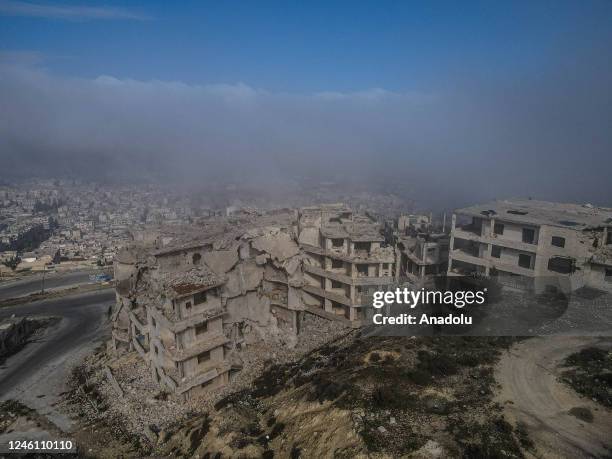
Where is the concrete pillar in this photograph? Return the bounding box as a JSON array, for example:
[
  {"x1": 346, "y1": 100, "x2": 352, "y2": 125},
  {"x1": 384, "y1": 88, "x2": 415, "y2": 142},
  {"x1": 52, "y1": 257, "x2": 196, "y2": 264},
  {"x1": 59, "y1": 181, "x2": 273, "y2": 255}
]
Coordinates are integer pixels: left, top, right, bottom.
[{"x1": 450, "y1": 214, "x2": 457, "y2": 252}]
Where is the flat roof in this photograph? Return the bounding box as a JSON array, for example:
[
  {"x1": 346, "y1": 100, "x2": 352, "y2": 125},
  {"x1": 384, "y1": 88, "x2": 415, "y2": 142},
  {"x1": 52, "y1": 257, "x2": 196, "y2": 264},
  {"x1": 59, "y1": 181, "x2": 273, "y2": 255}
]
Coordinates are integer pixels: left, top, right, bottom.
[
  {"x1": 160, "y1": 267, "x2": 226, "y2": 299},
  {"x1": 456, "y1": 199, "x2": 612, "y2": 229}
]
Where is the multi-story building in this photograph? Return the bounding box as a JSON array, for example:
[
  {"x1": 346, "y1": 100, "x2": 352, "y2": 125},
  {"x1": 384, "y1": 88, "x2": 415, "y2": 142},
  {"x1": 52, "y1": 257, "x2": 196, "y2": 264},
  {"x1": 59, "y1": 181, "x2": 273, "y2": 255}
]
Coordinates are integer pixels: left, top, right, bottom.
[
  {"x1": 298, "y1": 204, "x2": 397, "y2": 326},
  {"x1": 112, "y1": 211, "x2": 306, "y2": 399},
  {"x1": 112, "y1": 205, "x2": 403, "y2": 398},
  {"x1": 448, "y1": 199, "x2": 612, "y2": 293},
  {"x1": 397, "y1": 232, "x2": 449, "y2": 284},
  {"x1": 146, "y1": 267, "x2": 230, "y2": 397}
]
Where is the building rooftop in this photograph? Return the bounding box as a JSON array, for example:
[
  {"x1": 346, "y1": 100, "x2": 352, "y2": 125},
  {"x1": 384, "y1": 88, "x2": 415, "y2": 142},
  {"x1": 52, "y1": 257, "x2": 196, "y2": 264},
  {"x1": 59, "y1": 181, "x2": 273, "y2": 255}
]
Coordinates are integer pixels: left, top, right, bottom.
[
  {"x1": 320, "y1": 223, "x2": 384, "y2": 242},
  {"x1": 159, "y1": 267, "x2": 225, "y2": 299},
  {"x1": 456, "y1": 199, "x2": 612, "y2": 230}
]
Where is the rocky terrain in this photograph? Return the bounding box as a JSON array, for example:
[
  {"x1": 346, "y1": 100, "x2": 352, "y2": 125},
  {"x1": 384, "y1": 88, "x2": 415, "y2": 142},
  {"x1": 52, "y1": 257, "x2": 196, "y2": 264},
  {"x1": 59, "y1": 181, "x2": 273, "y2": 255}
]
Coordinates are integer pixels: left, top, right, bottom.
[
  {"x1": 158, "y1": 334, "x2": 523, "y2": 458},
  {"x1": 66, "y1": 314, "x2": 350, "y2": 457},
  {"x1": 64, "y1": 329, "x2": 612, "y2": 458}
]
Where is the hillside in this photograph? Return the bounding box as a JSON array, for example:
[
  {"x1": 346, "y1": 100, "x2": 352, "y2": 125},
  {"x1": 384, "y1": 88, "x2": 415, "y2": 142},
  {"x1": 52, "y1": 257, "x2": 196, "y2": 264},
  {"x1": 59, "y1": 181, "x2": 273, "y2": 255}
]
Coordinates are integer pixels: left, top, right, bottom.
[{"x1": 161, "y1": 334, "x2": 526, "y2": 458}]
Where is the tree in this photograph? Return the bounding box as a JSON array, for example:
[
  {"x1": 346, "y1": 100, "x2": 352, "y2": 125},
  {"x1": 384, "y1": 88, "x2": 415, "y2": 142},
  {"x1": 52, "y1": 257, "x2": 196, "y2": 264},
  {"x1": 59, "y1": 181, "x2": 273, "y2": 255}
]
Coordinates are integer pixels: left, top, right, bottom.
[{"x1": 1, "y1": 256, "x2": 21, "y2": 271}]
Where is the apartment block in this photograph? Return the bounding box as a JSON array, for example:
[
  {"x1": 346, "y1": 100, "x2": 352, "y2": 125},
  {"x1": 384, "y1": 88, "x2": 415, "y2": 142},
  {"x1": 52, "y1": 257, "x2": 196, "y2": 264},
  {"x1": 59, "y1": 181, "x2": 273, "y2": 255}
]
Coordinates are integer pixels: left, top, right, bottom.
[
  {"x1": 448, "y1": 199, "x2": 612, "y2": 293},
  {"x1": 298, "y1": 204, "x2": 397, "y2": 326},
  {"x1": 397, "y1": 232, "x2": 449, "y2": 284}
]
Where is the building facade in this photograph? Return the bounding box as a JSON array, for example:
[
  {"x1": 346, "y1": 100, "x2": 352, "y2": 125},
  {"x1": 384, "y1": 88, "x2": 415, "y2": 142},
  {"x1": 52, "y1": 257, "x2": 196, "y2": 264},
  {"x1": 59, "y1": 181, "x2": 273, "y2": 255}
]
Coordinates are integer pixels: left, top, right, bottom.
[
  {"x1": 448, "y1": 199, "x2": 612, "y2": 293},
  {"x1": 298, "y1": 204, "x2": 397, "y2": 326}
]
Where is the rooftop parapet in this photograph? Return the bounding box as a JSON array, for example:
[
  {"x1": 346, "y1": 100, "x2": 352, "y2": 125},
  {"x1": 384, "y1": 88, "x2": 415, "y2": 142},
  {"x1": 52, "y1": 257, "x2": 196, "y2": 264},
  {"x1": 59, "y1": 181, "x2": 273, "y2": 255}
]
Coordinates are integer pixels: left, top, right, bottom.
[{"x1": 456, "y1": 199, "x2": 612, "y2": 230}]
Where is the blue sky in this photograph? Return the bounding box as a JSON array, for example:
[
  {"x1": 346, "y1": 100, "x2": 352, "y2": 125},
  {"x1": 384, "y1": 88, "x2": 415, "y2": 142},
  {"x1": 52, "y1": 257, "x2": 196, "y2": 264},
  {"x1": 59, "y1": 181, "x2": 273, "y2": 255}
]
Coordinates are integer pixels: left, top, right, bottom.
[
  {"x1": 1, "y1": 1, "x2": 612, "y2": 206},
  {"x1": 2, "y1": 0, "x2": 611, "y2": 92}
]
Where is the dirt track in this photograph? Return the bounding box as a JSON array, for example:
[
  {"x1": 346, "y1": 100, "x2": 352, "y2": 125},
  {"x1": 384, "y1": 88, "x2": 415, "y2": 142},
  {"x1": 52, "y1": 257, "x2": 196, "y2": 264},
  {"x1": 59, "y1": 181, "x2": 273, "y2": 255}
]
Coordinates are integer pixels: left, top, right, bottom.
[{"x1": 495, "y1": 336, "x2": 612, "y2": 458}]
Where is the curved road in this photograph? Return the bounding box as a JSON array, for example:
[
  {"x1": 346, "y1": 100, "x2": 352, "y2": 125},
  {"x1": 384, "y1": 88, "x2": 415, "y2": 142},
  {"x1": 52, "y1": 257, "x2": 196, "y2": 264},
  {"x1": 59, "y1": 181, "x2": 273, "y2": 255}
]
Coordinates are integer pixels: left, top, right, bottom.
[
  {"x1": 0, "y1": 289, "x2": 114, "y2": 431},
  {"x1": 496, "y1": 336, "x2": 612, "y2": 458},
  {"x1": 0, "y1": 270, "x2": 99, "y2": 300}
]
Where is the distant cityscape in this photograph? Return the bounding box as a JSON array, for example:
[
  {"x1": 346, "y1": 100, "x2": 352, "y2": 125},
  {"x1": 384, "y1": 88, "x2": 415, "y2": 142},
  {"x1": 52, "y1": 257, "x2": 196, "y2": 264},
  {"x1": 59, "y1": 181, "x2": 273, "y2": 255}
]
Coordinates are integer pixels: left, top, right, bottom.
[{"x1": 0, "y1": 179, "x2": 417, "y2": 278}]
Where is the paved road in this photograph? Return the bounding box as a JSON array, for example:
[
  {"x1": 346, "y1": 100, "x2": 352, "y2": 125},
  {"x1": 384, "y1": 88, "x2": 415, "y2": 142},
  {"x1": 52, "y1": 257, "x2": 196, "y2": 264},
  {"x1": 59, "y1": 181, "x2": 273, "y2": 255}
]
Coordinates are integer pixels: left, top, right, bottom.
[
  {"x1": 496, "y1": 336, "x2": 612, "y2": 458},
  {"x1": 0, "y1": 270, "x2": 100, "y2": 300},
  {"x1": 0, "y1": 289, "x2": 114, "y2": 431}
]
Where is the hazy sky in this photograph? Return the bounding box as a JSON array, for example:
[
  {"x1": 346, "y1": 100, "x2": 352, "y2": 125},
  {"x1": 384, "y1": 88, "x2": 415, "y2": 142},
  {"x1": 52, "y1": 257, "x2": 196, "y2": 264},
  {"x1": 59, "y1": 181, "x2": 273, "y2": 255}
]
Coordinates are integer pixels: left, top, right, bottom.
[{"x1": 1, "y1": 1, "x2": 611, "y2": 206}]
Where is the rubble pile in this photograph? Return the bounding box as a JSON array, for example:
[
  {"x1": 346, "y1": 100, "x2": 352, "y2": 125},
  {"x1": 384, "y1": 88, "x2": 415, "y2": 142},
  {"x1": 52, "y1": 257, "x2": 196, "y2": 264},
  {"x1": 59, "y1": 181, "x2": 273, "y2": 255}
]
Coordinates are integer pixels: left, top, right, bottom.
[{"x1": 75, "y1": 314, "x2": 349, "y2": 447}]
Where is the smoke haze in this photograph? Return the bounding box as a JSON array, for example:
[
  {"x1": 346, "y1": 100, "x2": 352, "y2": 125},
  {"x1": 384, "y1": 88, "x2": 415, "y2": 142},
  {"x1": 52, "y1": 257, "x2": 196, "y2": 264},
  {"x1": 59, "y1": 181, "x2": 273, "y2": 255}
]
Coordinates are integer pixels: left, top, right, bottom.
[{"x1": 1, "y1": 43, "x2": 611, "y2": 208}]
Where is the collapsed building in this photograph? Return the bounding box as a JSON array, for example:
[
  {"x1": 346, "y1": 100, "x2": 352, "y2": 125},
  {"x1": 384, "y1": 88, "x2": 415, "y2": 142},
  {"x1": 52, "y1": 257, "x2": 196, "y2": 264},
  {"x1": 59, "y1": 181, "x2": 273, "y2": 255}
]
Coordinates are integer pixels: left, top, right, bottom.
[
  {"x1": 448, "y1": 199, "x2": 612, "y2": 293},
  {"x1": 298, "y1": 204, "x2": 397, "y2": 325},
  {"x1": 390, "y1": 214, "x2": 449, "y2": 285},
  {"x1": 111, "y1": 205, "x2": 395, "y2": 398}
]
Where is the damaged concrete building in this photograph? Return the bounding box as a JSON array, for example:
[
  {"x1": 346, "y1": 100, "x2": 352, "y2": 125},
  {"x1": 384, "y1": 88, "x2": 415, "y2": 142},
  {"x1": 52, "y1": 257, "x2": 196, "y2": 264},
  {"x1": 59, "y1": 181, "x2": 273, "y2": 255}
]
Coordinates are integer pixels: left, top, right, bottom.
[
  {"x1": 298, "y1": 204, "x2": 397, "y2": 326},
  {"x1": 448, "y1": 199, "x2": 612, "y2": 293},
  {"x1": 112, "y1": 205, "x2": 395, "y2": 398},
  {"x1": 383, "y1": 213, "x2": 450, "y2": 286},
  {"x1": 112, "y1": 210, "x2": 306, "y2": 399},
  {"x1": 396, "y1": 233, "x2": 449, "y2": 286}
]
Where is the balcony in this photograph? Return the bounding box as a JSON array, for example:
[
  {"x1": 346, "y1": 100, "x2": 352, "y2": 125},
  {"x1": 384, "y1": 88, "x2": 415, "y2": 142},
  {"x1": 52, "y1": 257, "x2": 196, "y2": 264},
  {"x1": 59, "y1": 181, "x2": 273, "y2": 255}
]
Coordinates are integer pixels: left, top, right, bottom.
[
  {"x1": 487, "y1": 235, "x2": 538, "y2": 253},
  {"x1": 302, "y1": 284, "x2": 354, "y2": 306},
  {"x1": 174, "y1": 362, "x2": 231, "y2": 395},
  {"x1": 456, "y1": 223, "x2": 483, "y2": 237},
  {"x1": 451, "y1": 236, "x2": 486, "y2": 265},
  {"x1": 449, "y1": 259, "x2": 486, "y2": 276}
]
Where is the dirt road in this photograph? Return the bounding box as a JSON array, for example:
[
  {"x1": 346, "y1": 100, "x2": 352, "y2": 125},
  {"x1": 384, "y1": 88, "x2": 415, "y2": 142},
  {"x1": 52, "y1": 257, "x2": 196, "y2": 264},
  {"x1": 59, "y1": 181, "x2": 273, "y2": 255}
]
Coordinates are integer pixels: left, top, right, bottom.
[{"x1": 495, "y1": 336, "x2": 612, "y2": 458}]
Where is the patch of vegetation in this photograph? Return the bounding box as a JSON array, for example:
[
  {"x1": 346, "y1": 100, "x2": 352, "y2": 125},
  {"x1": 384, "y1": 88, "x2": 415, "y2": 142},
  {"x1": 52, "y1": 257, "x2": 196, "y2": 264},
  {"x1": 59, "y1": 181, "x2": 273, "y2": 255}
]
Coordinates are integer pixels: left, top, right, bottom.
[
  {"x1": 269, "y1": 422, "x2": 285, "y2": 439},
  {"x1": 421, "y1": 394, "x2": 453, "y2": 415},
  {"x1": 561, "y1": 347, "x2": 612, "y2": 407},
  {"x1": 515, "y1": 421, "x2": 534, "y2": 449},
  {"x1": 360, "y1": 418, "x2": 425, "y2": 455},
  {"x1": 290, "y1": 444, "x2": 302, "y2": 458},
  {"x1": 370, "y1": 385, "x2": 418, "y2": 410},
  {"x1": 568, "y1": 406, "x2": 594, "y2": 423},
  {"x1": 1, "y1": 256, "x2": 20, "y2": 271},
  {"x1": 186, "y1": 416, "x2": 211, "y2": 456},
  {"x1": 0, "y1": 400, "x2": 34, "y2": 434},
  {"x1": 308, "y1": 374, "x2": 352, "y2": 404},
  {"x1": 404, "y1": 368, "x2": 433, "y2": 385},
  {"x1": 451, "y1": 416, "x2": 524, "y2": 459},
  {"x1": 417, "y1": 350, "x2": 458, "y2": 377}
]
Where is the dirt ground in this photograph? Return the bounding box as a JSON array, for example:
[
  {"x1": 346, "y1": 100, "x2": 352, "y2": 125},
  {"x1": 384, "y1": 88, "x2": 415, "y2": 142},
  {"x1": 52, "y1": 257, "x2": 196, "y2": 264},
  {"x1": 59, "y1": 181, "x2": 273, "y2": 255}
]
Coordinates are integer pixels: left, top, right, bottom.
[{"x1": 495, "y1": 336, "x2": 612, "y2": 458}]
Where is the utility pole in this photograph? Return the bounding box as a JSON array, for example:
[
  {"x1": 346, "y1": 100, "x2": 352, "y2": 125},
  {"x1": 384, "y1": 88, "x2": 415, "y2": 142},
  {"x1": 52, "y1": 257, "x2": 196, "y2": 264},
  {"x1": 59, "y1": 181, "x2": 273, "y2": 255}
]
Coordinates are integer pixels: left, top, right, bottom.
[{"x1": 41, "y1": 267, "x2": 46, "y2": 294}]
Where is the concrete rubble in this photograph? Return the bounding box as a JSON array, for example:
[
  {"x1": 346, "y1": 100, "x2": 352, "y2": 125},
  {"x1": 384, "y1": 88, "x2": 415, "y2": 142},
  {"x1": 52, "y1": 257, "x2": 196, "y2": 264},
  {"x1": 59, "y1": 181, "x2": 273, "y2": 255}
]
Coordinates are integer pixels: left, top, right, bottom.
[{"x1": 110, "y1": 205, "x2": 397, "y2": 399}]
